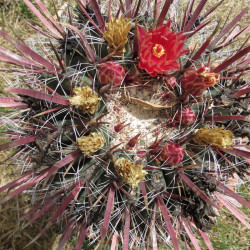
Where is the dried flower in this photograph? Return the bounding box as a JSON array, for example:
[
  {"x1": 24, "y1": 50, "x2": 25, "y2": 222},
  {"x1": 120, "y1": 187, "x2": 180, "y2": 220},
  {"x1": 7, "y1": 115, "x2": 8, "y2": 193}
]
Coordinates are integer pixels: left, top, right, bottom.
[
  {"x1": 193, "y1": 126, "x2": 234, "y2": 148},
  {"x1": 69, "y1": 86, "x2": 101, "y2": 114},
  {"x1": 158, "y1": 142, "x2": 184, "y2": 165},
  {"x1": 77, "y1": 132, "x2": 105, "y2": 156},
  {"x1": 98, "y1": 61, "x2": 125, "y2": 86},
  {"x1": 176, "y1": 107, "x2": 196, "y2": 125},
  {"x1": 138, "y1": 21, "x2": 187, "y2": 77},
  {"x1": 181, "y1": 66, "x2": 220, "y2": 96},
  {"x1": 114, "y1": 158, "x2": 148, "y2": 189},
  {"x1": 104, "y1": 16, "x2": 131, "y2": 57}
]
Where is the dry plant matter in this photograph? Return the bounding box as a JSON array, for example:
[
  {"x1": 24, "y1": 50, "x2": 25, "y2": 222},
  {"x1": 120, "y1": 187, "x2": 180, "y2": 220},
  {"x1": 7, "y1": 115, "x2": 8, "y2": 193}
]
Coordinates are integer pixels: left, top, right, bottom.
[
  {"x1": 0, "y1": 1, "x2": 68, "y2": 249},
  {"x1": 0, "y1": 151, "x2": 62, "y2": 250}
]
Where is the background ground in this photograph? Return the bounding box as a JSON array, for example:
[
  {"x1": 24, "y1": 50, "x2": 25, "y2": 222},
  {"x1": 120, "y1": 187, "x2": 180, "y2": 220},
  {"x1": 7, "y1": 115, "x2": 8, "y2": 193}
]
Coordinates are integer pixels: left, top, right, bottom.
[{"x1": 0, "y1": 0, "x2": 249, "y2": 249}]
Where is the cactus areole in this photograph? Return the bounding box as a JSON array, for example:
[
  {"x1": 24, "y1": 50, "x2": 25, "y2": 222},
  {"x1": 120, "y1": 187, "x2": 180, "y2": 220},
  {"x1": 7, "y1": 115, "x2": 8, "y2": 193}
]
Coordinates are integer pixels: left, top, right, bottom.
[{"x1": 0, "y1": 1, "x2": 249, "y2": 249}]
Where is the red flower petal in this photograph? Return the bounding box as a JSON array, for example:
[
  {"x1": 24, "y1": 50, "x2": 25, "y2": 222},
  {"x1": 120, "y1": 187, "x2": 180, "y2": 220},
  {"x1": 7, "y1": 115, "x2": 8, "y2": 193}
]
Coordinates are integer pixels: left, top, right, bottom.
[{"x1": 138, "y1": 22, "x2": 187, "y2": 76}]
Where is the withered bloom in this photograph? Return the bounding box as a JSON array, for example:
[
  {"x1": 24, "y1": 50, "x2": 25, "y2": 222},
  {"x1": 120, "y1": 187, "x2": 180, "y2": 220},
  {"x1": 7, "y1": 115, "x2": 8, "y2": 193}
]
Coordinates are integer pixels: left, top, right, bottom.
[
  {"x1": 77, "y1": 132, "x2": 105, "y2": 156},
  {"x1": 104, "y1": 16, "x2": 131, "y2": 57},
  {"x1": 114, "y1": 158, "x2": 147, "y2": 189},
  {"x1": 193, "y1": 126, "x2": 234, "y2": 148},
  {"x1": 69, "y1": 86, "x2": 101, "y2": 114},
  {"x1": 176, "y1": 107, "x2": 196, "y2": 125}
]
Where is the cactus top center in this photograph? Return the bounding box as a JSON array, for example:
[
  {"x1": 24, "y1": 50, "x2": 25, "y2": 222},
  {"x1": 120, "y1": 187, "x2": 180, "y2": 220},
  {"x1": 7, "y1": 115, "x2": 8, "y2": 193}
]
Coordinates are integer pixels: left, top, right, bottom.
[{"x1": 103, "y1": 82, "x2": 178, "y2": 162}]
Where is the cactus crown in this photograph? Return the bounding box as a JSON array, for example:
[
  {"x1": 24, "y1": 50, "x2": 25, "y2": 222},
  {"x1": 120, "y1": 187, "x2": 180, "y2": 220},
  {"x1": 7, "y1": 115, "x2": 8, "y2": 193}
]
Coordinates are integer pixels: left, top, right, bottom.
[{"x1": 0, "y1": 0, "x2": 249, "y2": 249}]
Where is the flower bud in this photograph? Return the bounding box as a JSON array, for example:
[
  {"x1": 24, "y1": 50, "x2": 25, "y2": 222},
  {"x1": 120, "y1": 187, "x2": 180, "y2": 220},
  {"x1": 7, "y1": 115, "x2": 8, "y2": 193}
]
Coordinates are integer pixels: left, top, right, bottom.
[
  {"x1": 98, "y1": 61, "x2": 125, "y2": 87},
  {"x1": 181, "y1": 66, "x2": 220, "y2": 96},
  {"x1": 158, "y1": 142, "x2": 184, "y2": 165},
  {"x1": 176, "y1": 107, "x2": 196, "y2": 125}
]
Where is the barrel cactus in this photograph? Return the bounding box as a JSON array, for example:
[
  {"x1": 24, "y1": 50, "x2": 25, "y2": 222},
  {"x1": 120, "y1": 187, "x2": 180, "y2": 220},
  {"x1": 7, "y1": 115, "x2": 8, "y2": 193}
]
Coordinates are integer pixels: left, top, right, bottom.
[{"x1": 0, "y1": 0, "x2": 249, "y2": 249}]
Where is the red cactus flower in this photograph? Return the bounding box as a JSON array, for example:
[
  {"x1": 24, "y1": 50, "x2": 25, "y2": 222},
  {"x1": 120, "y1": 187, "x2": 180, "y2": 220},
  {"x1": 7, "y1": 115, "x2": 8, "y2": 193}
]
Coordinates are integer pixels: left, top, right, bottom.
[
  {"x1": 159, "y1": 142, "x2": 184, "y2": 165},
  {"x1": 176, "y1": 107, "x2": 196, "y2": 125},
  {"x1": 138, "y1": 21, "x2": 188, "y2": 77},
  {"x1": 181, "y1": 66, "x2": 220, "y2": 96},
  {"x1": 98, "y1": 61, "x2": 125, "y2": 86}
]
